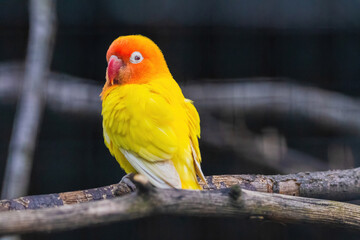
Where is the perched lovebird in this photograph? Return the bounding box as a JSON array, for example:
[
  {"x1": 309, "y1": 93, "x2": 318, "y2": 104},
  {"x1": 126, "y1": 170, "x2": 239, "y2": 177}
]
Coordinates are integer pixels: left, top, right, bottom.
[{"x1": 101, "y1": 35, "x2": 205, "y2": 189}]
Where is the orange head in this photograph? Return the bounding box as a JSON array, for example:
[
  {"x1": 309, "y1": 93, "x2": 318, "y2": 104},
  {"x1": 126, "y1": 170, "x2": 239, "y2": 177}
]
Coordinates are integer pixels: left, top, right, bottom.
[{"x1": 102, "y1": 35, "x2": 171, "y2": 91}]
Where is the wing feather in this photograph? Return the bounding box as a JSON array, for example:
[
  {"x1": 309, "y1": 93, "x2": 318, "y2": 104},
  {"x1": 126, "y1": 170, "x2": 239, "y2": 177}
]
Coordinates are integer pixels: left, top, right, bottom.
[
  {"x1": 190, "y1": 140, "x2": 206, "y2": 183},
  {"x1": 185, "y1": 99, "x2": 206, "y2": 184}
]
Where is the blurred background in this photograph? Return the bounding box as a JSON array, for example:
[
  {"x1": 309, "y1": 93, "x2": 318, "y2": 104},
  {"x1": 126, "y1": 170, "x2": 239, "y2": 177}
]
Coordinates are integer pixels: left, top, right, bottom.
[{"x1": 1, "y1": 0, "x2": 360, "y2": 239}]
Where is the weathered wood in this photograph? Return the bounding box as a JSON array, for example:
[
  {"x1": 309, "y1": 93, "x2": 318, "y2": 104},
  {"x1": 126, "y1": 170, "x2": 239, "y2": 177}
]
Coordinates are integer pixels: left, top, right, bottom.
[
  {"x1": 204, "y1": 168, "x2": 360, "y2": 200},
  {"x1": 1, "y1": 168, "x2": 359, "y2": 212},
  {"x1": 0, "y1": 186, "x2": 359, "y2": 235},
  {"x1": 0, "y1": 183, "x2": 132, "y2": 212}
]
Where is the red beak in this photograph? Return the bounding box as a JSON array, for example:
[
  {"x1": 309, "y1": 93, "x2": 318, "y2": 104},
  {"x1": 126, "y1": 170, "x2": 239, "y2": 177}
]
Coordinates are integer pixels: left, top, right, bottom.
[{"x1": 107, "y1": 55, "x2": 123, "y2": 84}]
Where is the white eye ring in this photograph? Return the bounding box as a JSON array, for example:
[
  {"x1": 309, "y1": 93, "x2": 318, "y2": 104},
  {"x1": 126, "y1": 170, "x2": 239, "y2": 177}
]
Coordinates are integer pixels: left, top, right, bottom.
[{"x1": 130, "y1": 51, "x2": 143, "y2": 64}]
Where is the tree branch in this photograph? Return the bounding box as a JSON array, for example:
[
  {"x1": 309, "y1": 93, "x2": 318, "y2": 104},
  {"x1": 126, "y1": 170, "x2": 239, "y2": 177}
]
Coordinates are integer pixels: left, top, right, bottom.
[
  {"x1": 0, "y1": 184, "x2": 359, "y2": 235},
  {"x1": 1, "y1": 168, "x2": 359, "y2": 212},
  {"x1": 1, "y1": 0, "x2": 56, "y2": 199}
]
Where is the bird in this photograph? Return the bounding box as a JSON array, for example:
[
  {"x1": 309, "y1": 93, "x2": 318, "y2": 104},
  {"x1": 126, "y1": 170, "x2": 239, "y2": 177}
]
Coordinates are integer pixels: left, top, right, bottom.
[{"x1": 100, "y1": 35, "x2": 205, "y2": 189}]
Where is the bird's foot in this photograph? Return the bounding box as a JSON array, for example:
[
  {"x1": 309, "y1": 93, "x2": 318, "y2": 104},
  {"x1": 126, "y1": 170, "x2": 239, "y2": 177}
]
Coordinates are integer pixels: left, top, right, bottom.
[{"x1": 119, "y1": 173, "x2": 137, "y2": 191}]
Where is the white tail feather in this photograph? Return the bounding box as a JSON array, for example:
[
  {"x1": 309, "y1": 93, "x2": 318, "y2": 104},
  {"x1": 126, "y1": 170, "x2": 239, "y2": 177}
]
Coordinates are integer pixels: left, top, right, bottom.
[{"x1": 120, "y1": 148, "x2": 181, "y2": 189}]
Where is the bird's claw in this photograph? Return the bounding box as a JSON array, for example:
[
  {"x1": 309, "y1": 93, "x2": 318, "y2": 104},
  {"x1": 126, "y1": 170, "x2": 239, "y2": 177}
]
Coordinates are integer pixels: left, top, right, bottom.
[{"x1": 119, "y1": 173, "x2": 137, "y2": 191}]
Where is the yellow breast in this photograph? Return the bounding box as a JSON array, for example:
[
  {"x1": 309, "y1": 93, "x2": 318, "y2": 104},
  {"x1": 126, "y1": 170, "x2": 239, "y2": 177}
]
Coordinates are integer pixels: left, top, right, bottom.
[{"x1": 101, "y1": 77, "x2": 202, "y2": 189}]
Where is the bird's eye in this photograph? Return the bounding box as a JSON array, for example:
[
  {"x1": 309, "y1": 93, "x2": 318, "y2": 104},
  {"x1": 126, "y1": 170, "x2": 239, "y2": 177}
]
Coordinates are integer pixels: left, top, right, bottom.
[{"x1": 130, "y1": 51, "x2": 143, "y2": 64}]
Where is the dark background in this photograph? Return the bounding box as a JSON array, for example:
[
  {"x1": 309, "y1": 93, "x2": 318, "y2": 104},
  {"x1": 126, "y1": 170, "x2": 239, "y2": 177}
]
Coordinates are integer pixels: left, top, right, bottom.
[{"x1": 1, "y1": 0, "x2": 360, "y2": 239}]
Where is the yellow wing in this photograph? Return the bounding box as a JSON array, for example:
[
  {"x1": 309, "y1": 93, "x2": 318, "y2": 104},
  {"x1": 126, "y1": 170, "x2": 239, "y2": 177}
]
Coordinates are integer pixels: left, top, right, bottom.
[{"x1": 102, "y1": 84, "x2": 182, "y2": 188}]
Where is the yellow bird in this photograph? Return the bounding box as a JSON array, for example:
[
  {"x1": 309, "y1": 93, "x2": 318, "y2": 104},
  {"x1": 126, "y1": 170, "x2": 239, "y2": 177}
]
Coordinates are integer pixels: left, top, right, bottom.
[{"x1": 100, "y1": 35, "x2": 205, "y2": 189}]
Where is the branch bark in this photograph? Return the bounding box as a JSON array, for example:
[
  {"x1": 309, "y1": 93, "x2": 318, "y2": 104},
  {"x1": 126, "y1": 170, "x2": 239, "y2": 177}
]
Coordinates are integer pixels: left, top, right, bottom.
[
  {"x1": 1, "y1": 0, "x2": 56, "y2": 199},
  {"x1": 0, "y1": 185, "x2": 359, "y2": 235},
  {"x1": 1, "y1": 168, "x2": 359, "y2": 212}
]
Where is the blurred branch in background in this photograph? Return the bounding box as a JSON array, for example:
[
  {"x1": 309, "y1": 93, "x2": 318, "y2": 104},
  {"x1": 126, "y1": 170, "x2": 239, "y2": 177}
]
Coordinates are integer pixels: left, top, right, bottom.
[
  {"x1": 185, "y1": 81, "x2": 360, "y2": 134},
  {"x1": 0, "y1": 176, "x2": 360, "y2": 235},
  {"x1": 1, "y1": 63, "x2": 360, "y2": 173},
  {"x1": 0, "y1": 63, "x2": 100, "y2": 116},
  {"x1": 1, "y1": 167, "x2": 360, "y2": 212},
  {"x1": 201, "y1": 112, "x2": 328, "y2": 173},
  {"x1": 1, "y1": 0, "x2": 56, "y2": 199},
  {"x1": 2, "y1": 64, "x2": 360, "y2": 134}
]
